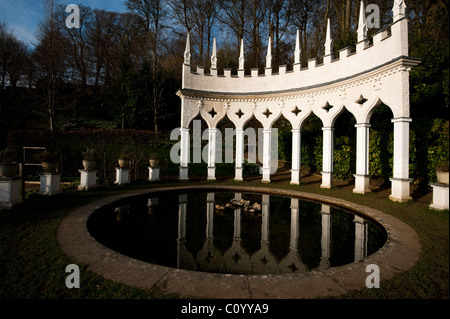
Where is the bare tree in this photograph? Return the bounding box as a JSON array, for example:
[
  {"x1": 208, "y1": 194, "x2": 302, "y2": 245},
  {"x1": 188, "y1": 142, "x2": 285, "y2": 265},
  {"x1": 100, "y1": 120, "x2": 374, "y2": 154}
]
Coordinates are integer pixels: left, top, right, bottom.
[
  {"x1": 125, "y1": 0, "x2": 167, "y2": 135},
  {"x1": 33, "y1": 0, "x2": 69, "y2": 131}
]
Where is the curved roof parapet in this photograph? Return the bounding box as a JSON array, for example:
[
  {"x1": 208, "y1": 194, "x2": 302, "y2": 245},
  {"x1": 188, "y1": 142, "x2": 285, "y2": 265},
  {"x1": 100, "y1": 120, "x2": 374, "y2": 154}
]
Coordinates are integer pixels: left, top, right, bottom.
[{"x1": 181, "y1": 17, "x2": 420, "y2": 97}]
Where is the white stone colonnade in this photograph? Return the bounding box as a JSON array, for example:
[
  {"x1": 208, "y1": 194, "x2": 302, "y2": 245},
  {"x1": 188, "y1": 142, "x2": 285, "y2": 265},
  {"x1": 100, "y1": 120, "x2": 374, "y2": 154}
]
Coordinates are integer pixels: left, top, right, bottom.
[{"x1": 176, "y1": 0, "x2": 420, "y2": 202}]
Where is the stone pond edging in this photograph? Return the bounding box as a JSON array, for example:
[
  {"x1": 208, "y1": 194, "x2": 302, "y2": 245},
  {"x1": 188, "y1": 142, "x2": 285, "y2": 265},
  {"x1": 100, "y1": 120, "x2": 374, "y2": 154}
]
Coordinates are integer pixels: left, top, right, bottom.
[{"x1": 57, "y1": 185, "x2": 421, "y2": 299}]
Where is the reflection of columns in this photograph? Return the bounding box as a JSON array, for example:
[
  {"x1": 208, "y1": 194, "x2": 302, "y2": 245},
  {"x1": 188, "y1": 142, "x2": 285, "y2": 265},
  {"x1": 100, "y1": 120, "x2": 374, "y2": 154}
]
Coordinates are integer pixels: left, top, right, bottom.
[
  {"x1": 233, "y1": 207, "x2": 242, "y2": 239},
  {"x1": 279, "y1": 198, "x2": 307, "y2": 274},
  {"x1": 354, "y1": 215, "x2": 368, "y2": 261},
  {"x1": 290, "y1": 129, "x2": 301, "y2": 185},
  {"x1": 289, "y1": 199, "x2": 299, "y2": 249},
  {"x1": 251, "y1": 194, "x2": 277, "y2": 274},
  {"x1": 177, "y1": 194, "x2": 188, "y2": 245},
  {"x1": 353, "y1": 123, "x2": 371, "y2": 194},
  {"x1": 261, "y1": 195, "x2": 270, "y2": 243},
  {"x1": 262, "y1": 129, "x2": 271, "y2": 183},
  {"x1": 319, "y1": 204, "x2": 332, "y2": 270},
  {"x1": 321, "y1": 127, "x2": 334, "y2": 189},
  {"x1": 206, "y1": 192, "x2": 215, "y2": 238},
  {"x1": 207, "y1": 128, "x2": 218, "y2": 180},
  {"x1": 179, "y1": 127, "x2": 190, "y2": 181},
  {"x1": 390, "y1": 118, "x2": 412, "y2": 202},
  {"x1": 196, "y1": 192, "x2": 223, "y2": 271},
  {"x1": 177, "y1": 194, "x2": 195, "y2": 270},
  {"x1": 235, "y1": 129, "x2": 244, "y2": 181}
]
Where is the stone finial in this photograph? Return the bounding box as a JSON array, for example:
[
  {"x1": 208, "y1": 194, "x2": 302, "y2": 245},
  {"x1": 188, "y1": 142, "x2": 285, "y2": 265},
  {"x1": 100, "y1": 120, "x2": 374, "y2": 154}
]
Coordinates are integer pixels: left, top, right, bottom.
[
  {"x1": 239, "y1": 38, "x2": 244, "y2": 70},
  {"x1": 294, "y1": 29, "x2": 301, "y2": 64},
  {"x1": 392, "y1": 0, "x2": 406, "y2": 22},
  {"x1": 184, "y1": 32, "x2": 191, "y2": 65},
  {"x1": 266, "y1": 36, "x2": 272, "y2": 69},
  {"x1": 357, "y1": 1, "x2": 367, "y2": 42},
  {"x1": 211, "y1": 37, "x2": 217, "y2": 69},
  {"x1": 324, "y1": 18, "x2": 333, "y2": 56}
]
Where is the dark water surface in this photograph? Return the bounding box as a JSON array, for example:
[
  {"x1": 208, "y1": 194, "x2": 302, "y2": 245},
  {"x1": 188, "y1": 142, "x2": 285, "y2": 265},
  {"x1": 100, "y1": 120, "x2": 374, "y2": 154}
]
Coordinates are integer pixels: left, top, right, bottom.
[{"x1": 87, "y1": 190, "x2": 386, "y2": 275}]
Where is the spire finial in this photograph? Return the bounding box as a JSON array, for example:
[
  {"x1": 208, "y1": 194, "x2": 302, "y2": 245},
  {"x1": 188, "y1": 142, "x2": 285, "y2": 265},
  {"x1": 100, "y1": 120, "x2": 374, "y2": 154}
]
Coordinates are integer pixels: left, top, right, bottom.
[
  {"x1": 294, "y1": 29, "x2": 301, "y2": 64},
  {"x1": 184, "y1": 32, "x2": 191, "y2": 65},
  {"x1": 239, "y1": 38, "x2": 244, "y2": 70},
  {"x1": 392, "y1": 0, "x2": 406, "y2": 22},
  {"x1": 357, "y1": 1, "x2": 367, "y2": 42},
  {"x1": 211, "y1": 37, "x2": 217, "y2": 69},
  {"x1": 266, "y1": 36, "x2": 272, "y2": 69},
  {"x1": 324, "y1": 18, "x2": 333, "y2": 56}
]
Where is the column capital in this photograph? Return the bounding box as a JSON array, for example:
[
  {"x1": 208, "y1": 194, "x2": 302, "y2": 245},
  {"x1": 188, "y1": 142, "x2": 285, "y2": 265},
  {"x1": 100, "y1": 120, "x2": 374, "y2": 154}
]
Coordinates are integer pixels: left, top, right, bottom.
[
  {"x1": 291, "y1": 129, "x2": 301, "y2": 133},
  {"x1": 355, "y1": 123, "x2": 371, "y2": 128},
  {"x1": 322, "y1": 127, "x2": 335, "y2": 131},
  {"x1": 180, "y1": 127, "x2": 190, "y2": 132},
  {"x1": 391, "y1": 117, "x2": 412, "y2": 123}
]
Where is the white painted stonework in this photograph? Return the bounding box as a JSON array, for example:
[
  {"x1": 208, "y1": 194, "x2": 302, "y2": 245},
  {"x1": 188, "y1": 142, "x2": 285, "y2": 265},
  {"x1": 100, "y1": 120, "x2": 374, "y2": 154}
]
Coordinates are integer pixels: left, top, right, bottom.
[
  {"x1": 0, "y1": 177, "x2": 23, "y2": 208},
  {"x1": 176, "y1": 1, "x2": 420, "y2": 202}
]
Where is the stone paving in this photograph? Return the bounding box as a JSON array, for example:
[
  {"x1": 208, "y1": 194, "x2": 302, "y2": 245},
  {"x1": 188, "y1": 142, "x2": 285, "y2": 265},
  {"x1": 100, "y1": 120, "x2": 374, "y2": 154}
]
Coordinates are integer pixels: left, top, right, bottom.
[{"x1": 57, "y1": 182, "x2": 422, "y2": 299}]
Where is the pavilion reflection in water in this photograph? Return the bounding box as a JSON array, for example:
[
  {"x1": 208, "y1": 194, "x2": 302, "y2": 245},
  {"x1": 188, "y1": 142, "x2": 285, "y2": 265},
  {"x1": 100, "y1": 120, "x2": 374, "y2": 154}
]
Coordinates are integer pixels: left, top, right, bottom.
[{"x1": 145, "y1": 192, "x2": 370, "y2": 275}]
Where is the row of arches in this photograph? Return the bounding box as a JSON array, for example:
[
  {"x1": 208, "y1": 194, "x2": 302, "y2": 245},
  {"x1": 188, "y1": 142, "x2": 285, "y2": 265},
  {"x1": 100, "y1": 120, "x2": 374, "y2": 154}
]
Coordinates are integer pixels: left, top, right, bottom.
[{"x1": 177, "y1": 90, "x2": 411, "y2": 202}]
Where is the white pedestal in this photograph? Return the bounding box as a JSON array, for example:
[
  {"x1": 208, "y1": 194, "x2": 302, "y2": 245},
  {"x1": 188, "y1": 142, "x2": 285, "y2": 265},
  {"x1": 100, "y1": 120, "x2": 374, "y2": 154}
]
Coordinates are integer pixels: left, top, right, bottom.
[
  {"x1": 234, "y1": 167, "x2": 243, "y2": 181},
  {"x1": 320, "y1": 171, "x2": 334, "y2": 189},
  {"x1": 39, "y1": 172, "x2": 61, "y2": 196},
  {"x1": 290, "y1": 169, "x2": 300, "y2": 185},
  {"x1": 0, "y1": 177, "x2": 23, "y2": 208},
  {"x1": 389, "y1": 177, "x2": 412, "y2": 202},
  {"x1": 353, "y1": 174, "x2": 371, "y2": 194},
  {"x1": 115, "y1": 168, "x2": 130, "y2": 185},
  {"x1": 429, "y1": 183, "x2": 449, "y2": 211},
  {"x1": 148, "y1": 167, "x2": 160, "y2": 182},
  {"x1": 78, "y1": 169, "x2": 97, "y2": 190},
  {"x1": 179, "y1": 166, "x2": 189, "y2": 181},
  {"x1": 207, "y1": 167, "x2": 216, "y2": 180}
]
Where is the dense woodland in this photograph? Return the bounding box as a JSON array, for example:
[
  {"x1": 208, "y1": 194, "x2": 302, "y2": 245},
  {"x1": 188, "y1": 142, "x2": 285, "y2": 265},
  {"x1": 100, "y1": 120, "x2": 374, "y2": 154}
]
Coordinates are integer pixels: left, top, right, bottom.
[{"x1": 0, "y1": 0, "x2": 448, "y2": 188}]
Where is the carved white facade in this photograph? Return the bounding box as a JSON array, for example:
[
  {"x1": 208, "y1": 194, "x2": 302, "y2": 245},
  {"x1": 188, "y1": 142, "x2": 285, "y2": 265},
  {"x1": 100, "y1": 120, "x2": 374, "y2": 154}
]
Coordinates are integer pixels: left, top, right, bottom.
[{"x1": 176, "y1": 0, "x2": 420, "y2": 202}]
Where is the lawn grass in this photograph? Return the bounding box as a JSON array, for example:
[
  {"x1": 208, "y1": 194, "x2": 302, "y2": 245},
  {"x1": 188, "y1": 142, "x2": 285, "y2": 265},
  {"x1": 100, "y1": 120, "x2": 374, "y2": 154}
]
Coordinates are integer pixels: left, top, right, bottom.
[{"x1": 0, "y1": 175, "x2": 448, "y2": 300}]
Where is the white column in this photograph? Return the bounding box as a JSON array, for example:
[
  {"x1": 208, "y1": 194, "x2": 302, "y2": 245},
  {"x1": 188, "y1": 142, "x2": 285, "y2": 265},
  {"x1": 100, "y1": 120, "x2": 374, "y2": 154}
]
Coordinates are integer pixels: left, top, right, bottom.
[
  {"x1": 389, "y1": 118, "x2": 412, "y2": 202},
  {"x1": 207, "y1": 128, "x2": 218, "y2": 180},
  {"x1": 261, "y1": 195, "x2": 270, "y2": 244},
  {"x1": 321, "y1": 127, "x2": 334, "y2": 189},
  {"x1": 262, "y1": 129, "x2": 271, "y2": 183},
  {"x1": 179, "y1": 127, "x2": 190, "y2": 181},
  {"x1": 353, "y1": 123, "x2": 371, "y2": 194},
  {"x1": 291, "y1": 129, "x2": 301, "y2": 185},
  {"x1": 235, "y1": 129, "x2": 244, "y2": 181},
  {"x1": 354, "y1": 215, "x2": 368, "y2": 261}
]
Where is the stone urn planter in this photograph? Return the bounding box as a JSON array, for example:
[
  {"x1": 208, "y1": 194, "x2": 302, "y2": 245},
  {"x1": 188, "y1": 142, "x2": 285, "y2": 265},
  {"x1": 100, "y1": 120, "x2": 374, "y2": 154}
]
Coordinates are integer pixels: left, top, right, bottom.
[
  {"x1": 82, "y1": 160, "x2": 96, "y2": 170},
  {"x1": 42, "y1": 161, "x2": 59, "y2": 173},
  {"x1": 436, "y1": 163, "x2": 449, "y2": 185},
  {"x1": 118, "y1": 159, "x2": 130, "y2": 168},
  {"x1": 0, "y1": 149, "x2": 18, "y2": 177},
  {"x1": 149, "y1": 159, "x2": 160, "y2": 167},
  {"x1": 82, "y1": 148, "x2": 97, "y2": 170},
  {"x1": 437, "y1": 171, "x2": 449, "y2": 185},
  {"x1": 0, "y1": 163, "x2": 18, "y2": 177}
]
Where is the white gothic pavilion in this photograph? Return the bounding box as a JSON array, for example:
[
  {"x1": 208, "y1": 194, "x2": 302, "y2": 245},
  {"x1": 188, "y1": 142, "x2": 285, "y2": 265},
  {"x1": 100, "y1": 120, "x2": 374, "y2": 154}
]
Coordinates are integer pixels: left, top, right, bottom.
[{"x1": 176, "y1": 0, "x2": 420, "y2": 202}]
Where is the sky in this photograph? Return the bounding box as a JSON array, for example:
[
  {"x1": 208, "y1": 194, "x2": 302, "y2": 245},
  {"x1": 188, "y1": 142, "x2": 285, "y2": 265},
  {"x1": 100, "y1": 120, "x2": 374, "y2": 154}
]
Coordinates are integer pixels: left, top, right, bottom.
[{"x1": 0, "y1": 0, "x2": 127, "y2": 47}]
